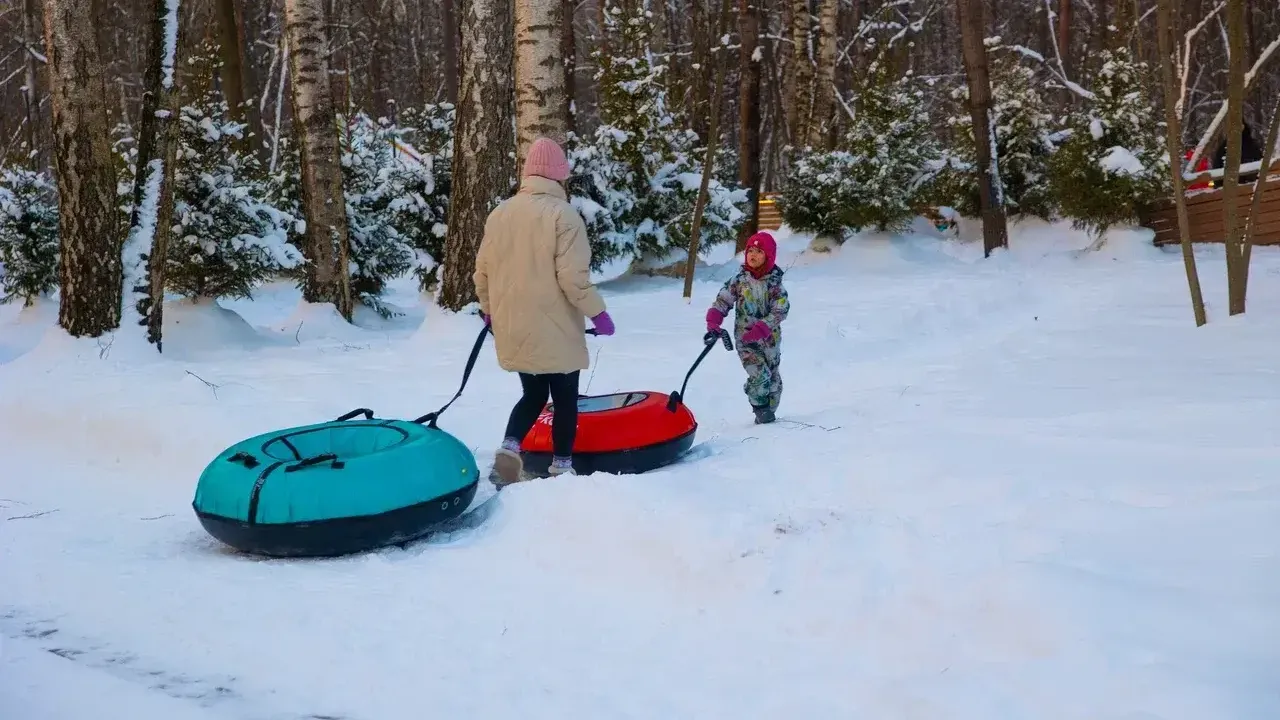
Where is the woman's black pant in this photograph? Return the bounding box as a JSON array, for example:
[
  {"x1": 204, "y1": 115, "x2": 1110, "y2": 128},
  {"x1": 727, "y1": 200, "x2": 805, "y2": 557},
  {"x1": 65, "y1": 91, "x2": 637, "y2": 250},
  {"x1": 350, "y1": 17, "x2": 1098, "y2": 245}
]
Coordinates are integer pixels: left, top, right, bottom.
[{"x1": 504, "y1": 371, "x2": 580, "y2": 457}]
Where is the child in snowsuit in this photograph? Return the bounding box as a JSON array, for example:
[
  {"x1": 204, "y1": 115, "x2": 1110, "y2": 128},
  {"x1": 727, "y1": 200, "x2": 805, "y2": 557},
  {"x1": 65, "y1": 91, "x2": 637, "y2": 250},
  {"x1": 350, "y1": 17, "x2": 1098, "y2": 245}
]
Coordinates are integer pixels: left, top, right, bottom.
[{"x1": 705, "y1": 231, "x2": 790, "y2": 424}]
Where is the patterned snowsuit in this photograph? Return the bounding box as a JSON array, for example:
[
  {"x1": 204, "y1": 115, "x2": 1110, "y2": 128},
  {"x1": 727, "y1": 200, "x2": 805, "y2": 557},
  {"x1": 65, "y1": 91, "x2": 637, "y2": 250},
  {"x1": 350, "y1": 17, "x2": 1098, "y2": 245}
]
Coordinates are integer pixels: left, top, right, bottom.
[{"x1": 711, "y1": 265, "x2": 790, "y2": 411}]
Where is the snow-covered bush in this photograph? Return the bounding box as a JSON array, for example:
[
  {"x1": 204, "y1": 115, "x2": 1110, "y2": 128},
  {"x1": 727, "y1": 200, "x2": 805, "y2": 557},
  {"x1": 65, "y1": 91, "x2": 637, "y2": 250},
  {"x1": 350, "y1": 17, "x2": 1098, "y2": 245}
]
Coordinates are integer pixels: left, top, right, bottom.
[
  {"x1": 778, "y1": 61, "x2": 941, "y2": 237},
  {"x1": 567, "y1": 0, "x2": 747, "y2": 268},
  {"x1": 941, "y1": 52, "x2": 1058, "y2": 221},
  {"x1": 270, "y1": 110, "x2": 451, "y2": 314},
  {"x1": 166, "y1": 49, "x2": 301, "y2": 301},
  {"x1": 1048, "y1": 46, "x2": 1169, "y2": 237},
  {"x1": 395, "y1": 103, "x2": 454, "y2": 292},
  {"x1": 0, "y1": 166, "x2": 59, "y2": 306}
]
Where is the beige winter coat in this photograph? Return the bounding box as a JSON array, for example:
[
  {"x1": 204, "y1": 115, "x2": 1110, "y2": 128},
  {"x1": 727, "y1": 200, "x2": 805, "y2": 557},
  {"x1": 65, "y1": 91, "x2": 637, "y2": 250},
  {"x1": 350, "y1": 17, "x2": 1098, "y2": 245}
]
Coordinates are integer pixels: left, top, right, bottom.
[{"x1": 473, "y1": 175, "x2": 607, "y2": 375}]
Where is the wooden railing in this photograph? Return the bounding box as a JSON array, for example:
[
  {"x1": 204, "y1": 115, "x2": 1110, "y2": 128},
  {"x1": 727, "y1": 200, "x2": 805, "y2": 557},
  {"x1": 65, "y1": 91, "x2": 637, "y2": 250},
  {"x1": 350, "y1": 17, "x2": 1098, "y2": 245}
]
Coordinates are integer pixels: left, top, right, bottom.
[
  {"x1": 1139, "y1": 175, "x2": 1280, "y2": 246},
  {"x1": 756, "y1": 192, "x2": 783, "y2": 231}
]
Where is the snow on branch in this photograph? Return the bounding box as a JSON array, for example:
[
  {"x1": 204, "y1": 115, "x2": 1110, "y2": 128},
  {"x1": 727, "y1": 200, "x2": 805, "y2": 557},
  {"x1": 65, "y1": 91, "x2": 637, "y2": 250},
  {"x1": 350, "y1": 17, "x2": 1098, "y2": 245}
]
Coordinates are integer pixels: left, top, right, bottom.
[
  {"x1": 1039, "y1": 0, "x2": 1095, "y2": 101},
  {"x1": 1179, "y1": 3, "x2": 1226, "y2": 118},
  {"x1": 1188, "y1": 33, "x2": 1280, "y2": 170}
]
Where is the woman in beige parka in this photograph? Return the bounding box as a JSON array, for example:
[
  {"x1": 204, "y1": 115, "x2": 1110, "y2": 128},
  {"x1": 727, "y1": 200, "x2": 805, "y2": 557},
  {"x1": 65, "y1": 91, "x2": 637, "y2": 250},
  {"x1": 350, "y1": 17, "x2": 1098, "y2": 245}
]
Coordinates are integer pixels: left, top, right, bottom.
[{"x1": 473, "y1": 137, "x2": 615, "y2": 485}]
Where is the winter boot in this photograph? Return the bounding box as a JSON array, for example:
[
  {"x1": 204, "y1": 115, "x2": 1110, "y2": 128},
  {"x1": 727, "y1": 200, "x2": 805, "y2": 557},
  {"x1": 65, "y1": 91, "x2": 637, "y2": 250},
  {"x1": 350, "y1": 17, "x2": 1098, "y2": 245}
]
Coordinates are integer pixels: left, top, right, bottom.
[
  {"x1": 491, "y1": 438, "x2": 524, "y2": 487},
  {"x1": 752, "y1": 405, "x2": 776, "y2": 424},
  {"x1": 548, "y1": 456, "x2": 576, "y2": 476}
]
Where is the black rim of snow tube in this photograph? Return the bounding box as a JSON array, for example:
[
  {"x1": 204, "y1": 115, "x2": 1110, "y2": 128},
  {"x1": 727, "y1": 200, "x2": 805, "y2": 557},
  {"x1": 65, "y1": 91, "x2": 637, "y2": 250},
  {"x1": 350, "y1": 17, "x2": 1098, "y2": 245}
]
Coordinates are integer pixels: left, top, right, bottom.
[
  {"x1": 521, "y1": 426, "x2": 697, "y2": 477},
  {"x1": 194, "y1": 479, "x2": 480, "y2": 558}
]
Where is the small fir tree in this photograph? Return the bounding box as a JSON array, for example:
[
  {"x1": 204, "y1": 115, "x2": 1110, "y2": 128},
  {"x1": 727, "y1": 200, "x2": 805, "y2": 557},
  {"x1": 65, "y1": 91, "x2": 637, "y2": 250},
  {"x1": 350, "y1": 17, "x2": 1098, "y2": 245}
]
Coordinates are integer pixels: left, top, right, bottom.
[
  {"x1": 778, "y1": 60, "x2": 940, "y2": 237},
  {"x1": 0, "y1": 166, "x2": 59, "y2": 306},
  {"x1": 396, "y1": 103, "x2": 455, "y2": 292},
  {"x1": 943, "y1": 52, "x2": 1058, "y2": 220},
  {"x1": 568, "y1": 0, "x2": 746, "y2": 267},
  {"x1": 162, "y1": 43, "x2": 302, "y2": 301},
  {"x1": 1048, "y1": 45, "x2": 1169, "y2": 238}
]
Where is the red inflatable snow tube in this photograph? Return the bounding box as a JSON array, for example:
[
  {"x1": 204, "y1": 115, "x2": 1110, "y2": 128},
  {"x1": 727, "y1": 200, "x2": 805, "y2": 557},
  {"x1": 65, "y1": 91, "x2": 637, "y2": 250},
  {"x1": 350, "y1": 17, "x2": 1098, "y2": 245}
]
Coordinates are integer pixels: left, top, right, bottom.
[{"x1": 520, "y1": 391, "x2": 697, "y2": 476}]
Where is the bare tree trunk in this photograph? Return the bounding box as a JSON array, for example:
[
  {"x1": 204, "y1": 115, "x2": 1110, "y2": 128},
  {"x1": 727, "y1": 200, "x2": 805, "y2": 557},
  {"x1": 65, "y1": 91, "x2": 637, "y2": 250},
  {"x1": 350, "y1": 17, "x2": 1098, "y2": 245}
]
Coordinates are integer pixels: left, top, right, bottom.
[
  {"x1": 443, "y1": 0, "x2": 459, "y2": 103},
  {"x1": 1239, "y1": 97, "x2": 1280, "y2": 304},
  {"x1": 784, "y1": 0, "x2": 812, "y2": 149},
  {"x1": 736, "y1": 0, "x2": 763, "y2": 251},
  {"x1": 514, "y1": 0, "x2": 567, "y2": 166},
  {"x1": 955, "y1": 0, "x2": 1009, "y2": 257},
  {"x1": 806, "y1": 0, "x2": 836, "y2": 149},
  {"x1": 285, "y1": 0, "x2": 353, "y2": 320},
  {"x1": 683, "y1": 0, "x2": 733, "y2": 300},
  {"x1": 43, "y1": 0, "x2": 124, "y2": 338},
  {"x1": 1221, "y1": 0, "x2": 1247, "y2": 315},
  {"x1": 216, "y1": 0, "x2": 256, "y2": 135},
  {"x1": 562, "y1": 0, "x2": 577, "y2": 134},
  {"x1": 439, "y1": 0, "x2": 515, "y2": 309},
  {"x1": 1155, "y1": 0, "x2": 1207, "y2": 326},
  {"x1": 22, "y1": 0, "x2": 44, "y2": 170},
  {"x1": 1058, "y1": 0, "x2": 1073, "y2": 78}
]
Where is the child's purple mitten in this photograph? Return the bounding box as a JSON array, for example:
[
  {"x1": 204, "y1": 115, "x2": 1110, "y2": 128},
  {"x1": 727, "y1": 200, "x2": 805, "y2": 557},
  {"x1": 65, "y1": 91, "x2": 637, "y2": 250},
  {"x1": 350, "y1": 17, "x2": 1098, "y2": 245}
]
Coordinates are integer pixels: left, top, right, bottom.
[
  {"x1": 741, "y1": 320, "x2": 771, "y2": 344},
  {"x1": 706, "y1": 308, "x2": 725, "y2": 332}
]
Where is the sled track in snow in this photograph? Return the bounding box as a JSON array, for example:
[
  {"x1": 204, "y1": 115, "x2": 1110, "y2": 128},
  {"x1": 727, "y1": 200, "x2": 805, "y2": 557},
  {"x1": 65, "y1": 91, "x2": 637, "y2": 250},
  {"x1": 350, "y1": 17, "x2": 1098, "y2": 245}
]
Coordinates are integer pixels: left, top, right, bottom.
[{"x1": 0, "y1": 608, "x2": 365, "y2": 720}]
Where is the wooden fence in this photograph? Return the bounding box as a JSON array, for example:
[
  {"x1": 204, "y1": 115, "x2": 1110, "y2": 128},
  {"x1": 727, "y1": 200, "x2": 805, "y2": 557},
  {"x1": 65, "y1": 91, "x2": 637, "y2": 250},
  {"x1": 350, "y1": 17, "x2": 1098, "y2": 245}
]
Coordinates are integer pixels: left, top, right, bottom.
[{"x1": 1139, "y1": 175, "x2": 1280, "y2": 246}]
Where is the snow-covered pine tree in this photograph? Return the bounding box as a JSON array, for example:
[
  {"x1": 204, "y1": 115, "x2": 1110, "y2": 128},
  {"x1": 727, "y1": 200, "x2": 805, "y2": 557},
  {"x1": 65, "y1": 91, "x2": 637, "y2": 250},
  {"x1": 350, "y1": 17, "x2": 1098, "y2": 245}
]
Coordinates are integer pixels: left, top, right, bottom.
[
  {"x1": 1048, "y1": 45, "x2": 1169, "y2": 239},
  {"x1": 164, "y1": 44, "x2": 302, "y2": 301},
  {"x1": 338, "y1": 112, "x2": 428, "y2": 317},
  {"x1": 944, "y1": 51, "x2": 1057, "y2": 221},
  {"x1": 0, "y1": 166, "x2": 59, "y2": 306},
  {"x1": 778, "y1": 59, "x2": 940, "y2": 237},
  {"x1": 568, "y1": 0, "x2": 746, "y2": 269},
  {"x1": 396, "y1": 103, "x2": 455, "y2": 292}
]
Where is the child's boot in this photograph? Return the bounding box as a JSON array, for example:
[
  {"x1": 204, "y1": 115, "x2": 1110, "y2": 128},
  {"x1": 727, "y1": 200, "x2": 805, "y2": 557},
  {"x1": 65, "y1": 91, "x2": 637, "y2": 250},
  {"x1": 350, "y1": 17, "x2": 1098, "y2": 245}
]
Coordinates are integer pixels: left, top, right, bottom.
[{"x1": 752, "y1": 405, "x2": 775, "y2": 424}]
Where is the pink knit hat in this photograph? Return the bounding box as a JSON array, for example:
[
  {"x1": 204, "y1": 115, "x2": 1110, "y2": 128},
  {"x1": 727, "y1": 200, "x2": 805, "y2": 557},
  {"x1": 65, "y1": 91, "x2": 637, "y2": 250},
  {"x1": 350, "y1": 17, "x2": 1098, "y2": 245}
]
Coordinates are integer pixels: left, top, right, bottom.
[{"x1": 523, "y1": 137, "x2": 571, "y2": 182}]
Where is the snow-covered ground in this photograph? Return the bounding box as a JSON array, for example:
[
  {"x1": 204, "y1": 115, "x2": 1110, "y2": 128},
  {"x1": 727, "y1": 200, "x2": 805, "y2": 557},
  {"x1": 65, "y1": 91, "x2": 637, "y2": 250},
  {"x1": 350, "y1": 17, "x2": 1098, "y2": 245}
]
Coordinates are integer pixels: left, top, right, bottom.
[{"x1": 2, "y1": 219, "x2": 1278, "y2": 719}]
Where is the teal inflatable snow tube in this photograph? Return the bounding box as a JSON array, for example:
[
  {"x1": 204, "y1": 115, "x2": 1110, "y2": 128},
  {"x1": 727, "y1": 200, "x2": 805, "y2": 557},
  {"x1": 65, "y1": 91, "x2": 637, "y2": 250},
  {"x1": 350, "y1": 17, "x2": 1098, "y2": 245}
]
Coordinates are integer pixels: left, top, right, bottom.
[{"x1": 193, "y1": 408, "x2": 479, "y2": 557}]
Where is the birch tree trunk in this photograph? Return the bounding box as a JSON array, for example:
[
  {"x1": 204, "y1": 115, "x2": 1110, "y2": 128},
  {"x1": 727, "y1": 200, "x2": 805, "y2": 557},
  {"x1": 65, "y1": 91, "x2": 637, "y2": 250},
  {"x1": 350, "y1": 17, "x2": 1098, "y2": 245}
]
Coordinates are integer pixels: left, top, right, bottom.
[
  {"x1": 1221, "y1": 0, "x2": 1248, "y2": 315},
  {"x1": 439, "y1": 0, "x2": 515, "y2": 310},
  {"x1": 784, "y1": 0, "x2": 813, "y2": 149},
  {"x1": 285, "y1": 0, "x2": 353, "y2": 320},
  {"x1": 125, "y1": 0, "x2": 182, "y2": 349},
  {"x1": 42, "y1": 0, "x2": 124, "y2": 338},
  {"x1": 736, "y1": 0, "x2": 763, "y2": 251},
  {"x1": 806, "y1": 0, "x2": 836, "y2": 149},
  {"x1": 1155, "y1": 0, "x2": 1206, "y2": 326},
  {"x1": 955, "y1": 0, "x2": 1009, "y2": 257},
  {"x1": 514, "y1": 0, "x2": 567, "y2": 167}
]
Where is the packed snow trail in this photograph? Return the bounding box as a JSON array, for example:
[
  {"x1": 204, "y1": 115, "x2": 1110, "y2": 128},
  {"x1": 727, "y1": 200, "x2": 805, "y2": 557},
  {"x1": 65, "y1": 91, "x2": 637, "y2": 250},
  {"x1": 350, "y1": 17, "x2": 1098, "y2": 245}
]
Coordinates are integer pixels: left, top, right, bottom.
[{"x1": 1, "y1": 223, "x2": 1278, "y2": 719}]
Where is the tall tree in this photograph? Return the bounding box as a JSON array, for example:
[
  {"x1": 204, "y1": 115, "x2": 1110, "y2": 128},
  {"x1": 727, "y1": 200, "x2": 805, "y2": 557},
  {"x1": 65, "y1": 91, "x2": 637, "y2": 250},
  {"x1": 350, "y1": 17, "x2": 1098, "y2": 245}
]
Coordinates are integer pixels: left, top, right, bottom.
[
  {"x1": 785, "y1": 0, "x2": 813, "y2": 148},
  {"x1": 955, "y1": 0, "x2": 1009, "y2": 256},
  {"x1": 1220, "y1": 0, "x2": 1248, "y2": 315},
  {"x1": 284, "y1": 0, "x2": 353, "y2": 320},
  {"x1": 807, "y1": 0, "x2": 837, "y2": 149},
  {"x1": 562, "y1": 0, "x2": 577, "y2": 133},
  {"x1": 125, "y1": 0, "x2": 183, "y2": 349},
  {"x1": 22, "y1": 0, "x2": 44, "y2": 170},
  {"x1": 1155, "y1": 0, "x2": 1207, "y2": 326},
  {"x1": 443, "y1": 0, "x2": 459, "y2": 103},
  {"x1": 514, "y1": 0, "x2": 567, "y2": 165},
  {"x1": 736, "y1": 0, "x2": 763, "y2": 250},
  {"x1": 42, "y1": 0, "x2": 124, "y2": 337},
  {"x1": 439, "y1": 0, "x2": 515, "y2": 309},
  {"x1": 215, "y1": 0, "x2": 255, "y2": 134}
]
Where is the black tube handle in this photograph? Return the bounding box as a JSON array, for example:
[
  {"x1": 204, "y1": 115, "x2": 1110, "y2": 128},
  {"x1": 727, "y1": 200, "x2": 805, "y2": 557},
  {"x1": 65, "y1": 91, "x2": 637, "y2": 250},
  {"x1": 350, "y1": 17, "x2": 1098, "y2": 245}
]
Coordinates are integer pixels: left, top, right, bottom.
[
  {"x1": 284, "y1": 453, "x2": 344, "y2": 472},
  {"x1": 336, "y1": 408, "x2": 374, "y2": 421},
  {"x1": 666, "y1": 328, "x2": 733, "y2": 412}
]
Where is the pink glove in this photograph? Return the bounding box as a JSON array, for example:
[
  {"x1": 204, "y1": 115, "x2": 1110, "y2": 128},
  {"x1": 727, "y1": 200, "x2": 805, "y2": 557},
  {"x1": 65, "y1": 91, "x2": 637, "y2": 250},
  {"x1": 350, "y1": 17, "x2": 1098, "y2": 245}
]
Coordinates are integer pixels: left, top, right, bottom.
[
  {"x1": 741, "y1": 320, "x2": 771, "y2": 344},
  {"x1": 705, "y1": 308, "x2": 725, "y2": 332},
  {"x1": 481, "y1": 312, "x2": 491, "y2": 327}
]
